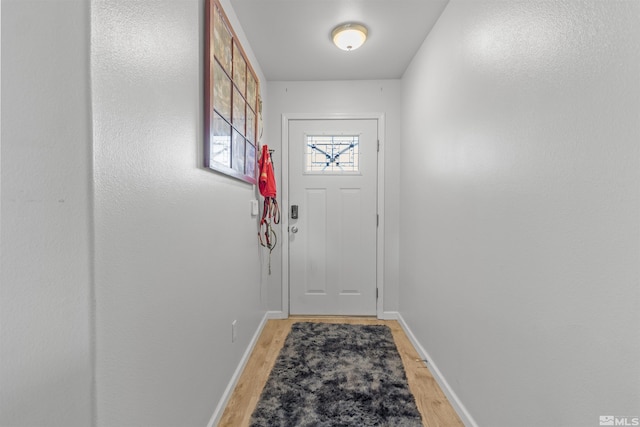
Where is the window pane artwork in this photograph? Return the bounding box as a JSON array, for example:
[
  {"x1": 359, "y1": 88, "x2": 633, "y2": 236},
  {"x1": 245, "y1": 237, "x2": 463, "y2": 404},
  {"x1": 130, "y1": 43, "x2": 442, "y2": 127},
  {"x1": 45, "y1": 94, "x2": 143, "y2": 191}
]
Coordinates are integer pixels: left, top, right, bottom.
[
  {"x1": 246, "y1": 143, "x2": 256, "y2": 178},
  {"x1": 205, "y1": 0, "x2": 259, "y2": 184},
  {"x1": 232, "y1": 129, "x2": 245, "y2": 174},
  {"x1": 306, "y1": 135, "x2": 360, "y2": 173},
  {"x1": 211, "y1": 113, "x2": 231, "y2": 167},
  {"x1": 247, "y1": 73, "x2": 257, "y2": 113},
  {"x1": 233, "y1": 42, "x2": 246, "y2": 96},
  {"x1": 213, "y1": 61, "x2": 231, "y2": 120},
  {"x1": 246, "y1": 109, "x2": 256, "y2": 143},
  {"x1": 213, "y1": 8, "x2": 231, "y2": 74},
  {"x1": 232, "y1": 87, "x2": 246, "y2": 135}
]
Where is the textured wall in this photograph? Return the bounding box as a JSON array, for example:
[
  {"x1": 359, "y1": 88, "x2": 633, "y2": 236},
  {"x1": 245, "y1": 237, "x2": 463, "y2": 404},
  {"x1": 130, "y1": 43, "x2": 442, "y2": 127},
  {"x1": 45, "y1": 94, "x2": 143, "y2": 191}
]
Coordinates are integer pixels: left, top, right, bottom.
[
  {"x1": 91, "y1": 0, "x2": 266, "y2": 425},
  {"x1": 1, "y1": 1, "x2": 94, "y2": 426},
  {"x1": 266, "y1": 80, "x2": 402, "y2": 313},
  {"x1": 400, "y1": 1, "x2": 640, "y2": 426}
]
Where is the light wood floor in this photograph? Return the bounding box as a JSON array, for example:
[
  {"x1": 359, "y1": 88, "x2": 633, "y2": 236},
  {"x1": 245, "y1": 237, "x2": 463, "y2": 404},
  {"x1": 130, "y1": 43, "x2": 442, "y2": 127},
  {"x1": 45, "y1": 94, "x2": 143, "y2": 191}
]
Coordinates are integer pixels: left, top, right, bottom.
[{"x1": 218, "y1": 317, "x2": 464, "y2": 427}]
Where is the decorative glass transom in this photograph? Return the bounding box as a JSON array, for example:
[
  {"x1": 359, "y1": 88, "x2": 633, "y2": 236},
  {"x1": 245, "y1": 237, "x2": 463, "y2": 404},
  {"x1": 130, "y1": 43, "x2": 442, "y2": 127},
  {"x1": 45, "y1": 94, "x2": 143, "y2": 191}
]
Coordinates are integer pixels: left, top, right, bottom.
[{"x1": 305, "y1": 135, "x2": 360, "y2": 173}]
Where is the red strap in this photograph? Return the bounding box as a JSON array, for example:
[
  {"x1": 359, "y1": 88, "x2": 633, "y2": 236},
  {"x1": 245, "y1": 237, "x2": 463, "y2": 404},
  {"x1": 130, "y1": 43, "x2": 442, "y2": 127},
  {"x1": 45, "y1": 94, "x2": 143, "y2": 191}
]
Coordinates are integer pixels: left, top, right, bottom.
[{"x1": 259, "y1": 197, "x2": 279, "y2": 249}]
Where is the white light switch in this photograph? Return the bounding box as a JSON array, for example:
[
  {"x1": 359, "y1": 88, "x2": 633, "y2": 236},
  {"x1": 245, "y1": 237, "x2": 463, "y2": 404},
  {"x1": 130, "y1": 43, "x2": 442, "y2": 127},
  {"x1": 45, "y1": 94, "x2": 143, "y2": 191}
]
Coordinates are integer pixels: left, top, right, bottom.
[{"x1": 250, "y1": 199, "x2": 259, "y2": 216}]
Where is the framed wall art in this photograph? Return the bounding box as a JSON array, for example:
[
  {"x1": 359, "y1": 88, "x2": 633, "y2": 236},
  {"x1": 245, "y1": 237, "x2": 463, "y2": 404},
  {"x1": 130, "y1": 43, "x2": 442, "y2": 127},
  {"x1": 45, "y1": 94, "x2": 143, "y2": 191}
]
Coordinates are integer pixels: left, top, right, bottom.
[{"x1": 205, "y1": 0, "x2": 260, "y2": 184}]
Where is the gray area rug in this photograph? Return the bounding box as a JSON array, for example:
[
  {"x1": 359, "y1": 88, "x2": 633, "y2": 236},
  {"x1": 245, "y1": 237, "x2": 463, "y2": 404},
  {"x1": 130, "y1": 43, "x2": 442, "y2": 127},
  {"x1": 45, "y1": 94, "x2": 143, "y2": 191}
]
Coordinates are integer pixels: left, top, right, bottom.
[{"x1": 250, "y1": 322, "x2": 423, "y2": 427}]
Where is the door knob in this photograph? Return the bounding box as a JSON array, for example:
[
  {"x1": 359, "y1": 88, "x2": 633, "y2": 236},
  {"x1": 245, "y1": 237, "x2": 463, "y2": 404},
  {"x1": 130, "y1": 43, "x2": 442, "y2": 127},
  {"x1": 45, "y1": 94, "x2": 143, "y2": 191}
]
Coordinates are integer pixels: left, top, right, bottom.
[{"x1": 291, "y1": 226, "x2": 298, "y2": 234}]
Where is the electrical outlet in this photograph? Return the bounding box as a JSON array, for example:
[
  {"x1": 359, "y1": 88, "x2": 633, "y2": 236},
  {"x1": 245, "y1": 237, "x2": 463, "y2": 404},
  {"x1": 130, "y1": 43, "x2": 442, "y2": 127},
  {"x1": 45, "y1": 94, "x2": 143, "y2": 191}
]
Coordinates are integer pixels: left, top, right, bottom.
[{"x1": 232, "y1": 320, "x2": 237, "y2": 343}]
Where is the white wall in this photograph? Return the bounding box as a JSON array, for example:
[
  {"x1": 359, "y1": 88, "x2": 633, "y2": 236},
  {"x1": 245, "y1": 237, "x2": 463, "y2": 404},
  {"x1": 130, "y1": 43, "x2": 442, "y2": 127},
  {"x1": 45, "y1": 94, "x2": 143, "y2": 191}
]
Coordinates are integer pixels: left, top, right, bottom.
[
  {"x1": 91, "y1": 0, "x2": 266, "y2": 425},
  {"x1": 400, "y1": 1, "x2": 640, "y2": 426},
  {"x1": 266, "y1": 80, "x2": 402, "y2": 313},
  {"x1": 1, "y1": 1, "x2": 94, "y2": 426}
]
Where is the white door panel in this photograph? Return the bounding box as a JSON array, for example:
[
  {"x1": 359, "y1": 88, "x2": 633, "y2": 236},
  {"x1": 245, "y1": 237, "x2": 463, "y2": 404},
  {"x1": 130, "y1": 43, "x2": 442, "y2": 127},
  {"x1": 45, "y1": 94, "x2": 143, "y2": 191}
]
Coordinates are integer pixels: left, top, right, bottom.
[{"x1": 289, "y1": 119, "x2": 377, "y2": 315}]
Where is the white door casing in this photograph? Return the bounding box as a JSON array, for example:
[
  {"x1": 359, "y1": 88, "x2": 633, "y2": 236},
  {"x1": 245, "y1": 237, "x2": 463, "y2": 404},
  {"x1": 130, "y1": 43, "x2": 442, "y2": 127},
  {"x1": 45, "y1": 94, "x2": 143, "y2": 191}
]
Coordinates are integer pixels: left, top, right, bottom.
[{"x1": 287, "y1": 118, "x2": 379, "y2": 315}]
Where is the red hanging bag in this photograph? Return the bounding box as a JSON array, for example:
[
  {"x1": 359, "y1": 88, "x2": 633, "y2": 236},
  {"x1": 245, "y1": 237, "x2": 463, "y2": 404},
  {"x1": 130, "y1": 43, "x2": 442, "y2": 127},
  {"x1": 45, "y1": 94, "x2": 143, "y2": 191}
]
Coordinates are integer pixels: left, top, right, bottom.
[{"x1": 259, "y1": 145, "x2": 277, "y2": 198}]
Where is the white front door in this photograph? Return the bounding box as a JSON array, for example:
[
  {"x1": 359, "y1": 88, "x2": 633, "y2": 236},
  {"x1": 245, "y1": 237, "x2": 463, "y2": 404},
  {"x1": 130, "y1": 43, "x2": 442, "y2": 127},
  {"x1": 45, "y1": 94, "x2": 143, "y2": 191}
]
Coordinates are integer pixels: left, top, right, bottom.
[{"x1": 288, "y1": 119, "x2": 378, "y2": 315}]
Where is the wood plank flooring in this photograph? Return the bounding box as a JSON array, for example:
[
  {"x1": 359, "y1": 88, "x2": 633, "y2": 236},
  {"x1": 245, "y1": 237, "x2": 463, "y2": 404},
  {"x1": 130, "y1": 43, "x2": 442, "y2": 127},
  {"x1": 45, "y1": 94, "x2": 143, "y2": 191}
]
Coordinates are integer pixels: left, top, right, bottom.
[{"x1": 218, "y1": 317, "x2": 464, "y2": 427}]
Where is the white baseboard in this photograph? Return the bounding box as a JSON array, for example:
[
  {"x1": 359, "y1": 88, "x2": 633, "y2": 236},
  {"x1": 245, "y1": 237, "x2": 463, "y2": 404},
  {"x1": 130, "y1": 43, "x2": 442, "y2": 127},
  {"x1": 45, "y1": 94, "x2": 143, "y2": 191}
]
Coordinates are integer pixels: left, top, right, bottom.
[
  {"x1": 396, "y1": 314, "x2": 479, "y2": 427},
  {"x1": 379, "y1": 311, "x2": 400, "y2": 320},
  {"x1": 266, "y1": 310, "x2": 288, "y2": 319},
  {"x1": 206, "y1": 311, "x2": 270, "y2": 427}
]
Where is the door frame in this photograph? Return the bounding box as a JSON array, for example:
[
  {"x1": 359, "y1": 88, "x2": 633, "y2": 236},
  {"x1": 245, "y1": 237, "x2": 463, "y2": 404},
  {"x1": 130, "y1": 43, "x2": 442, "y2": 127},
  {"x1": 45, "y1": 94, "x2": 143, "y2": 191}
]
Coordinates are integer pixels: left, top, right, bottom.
[{"x1": 281, "y1": 113, "x2": 386, "y2": 319}]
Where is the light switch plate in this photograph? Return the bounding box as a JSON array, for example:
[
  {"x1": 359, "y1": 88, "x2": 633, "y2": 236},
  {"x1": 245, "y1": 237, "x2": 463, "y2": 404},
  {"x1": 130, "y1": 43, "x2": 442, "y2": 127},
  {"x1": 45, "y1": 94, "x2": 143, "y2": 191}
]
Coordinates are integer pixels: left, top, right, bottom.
[{"x1": 251, "y1": 199, "x2": 259, "y2": 216}]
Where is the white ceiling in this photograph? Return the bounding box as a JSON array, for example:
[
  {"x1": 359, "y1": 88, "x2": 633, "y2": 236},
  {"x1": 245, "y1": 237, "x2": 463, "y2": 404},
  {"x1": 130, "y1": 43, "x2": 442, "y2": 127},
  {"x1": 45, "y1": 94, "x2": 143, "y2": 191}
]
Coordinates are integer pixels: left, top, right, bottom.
[{"x1": 229, "y1": 0, "x2": 450, "y2": 81}]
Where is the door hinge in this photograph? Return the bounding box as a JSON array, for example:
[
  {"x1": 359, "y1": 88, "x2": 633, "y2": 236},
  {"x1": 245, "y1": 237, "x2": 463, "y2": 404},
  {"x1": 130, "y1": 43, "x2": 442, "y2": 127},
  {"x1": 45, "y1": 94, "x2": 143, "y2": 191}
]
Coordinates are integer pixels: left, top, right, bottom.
[
  {"x1": 376, "y1": 288, "x2": 379, "y2": 299},
  {"x1": 377, "y1": 140, "x2": 380, "y2": 152},
  {"x1": 377, "y1": 214, "x2": 379, "y2": 227}
]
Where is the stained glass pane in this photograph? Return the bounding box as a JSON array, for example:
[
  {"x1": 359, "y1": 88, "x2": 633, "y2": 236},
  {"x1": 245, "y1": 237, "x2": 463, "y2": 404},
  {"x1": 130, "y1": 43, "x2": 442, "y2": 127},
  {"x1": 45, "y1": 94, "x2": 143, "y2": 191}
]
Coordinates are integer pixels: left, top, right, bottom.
[
  {"x1": 211, "y1": 113, "x2": 231, "y2": 167},
  {"x1": 232, "y1": 87, "x2": 246, "y2": 135},
  {"x1": 213, "y1": 7, "x2": 232, "y2": 73},
  {"x1": 233, "y1": 42, "x2": 246, "y2": 96},
  {"x1": 306, "y1": 135, "x2": 360, "y2": 173},
  {"x1": 232, "y1": 129, "x2": 245, "y2": 174},
  {"x1": 213, "y1": 61, "x2": 231, "y2": 120}
]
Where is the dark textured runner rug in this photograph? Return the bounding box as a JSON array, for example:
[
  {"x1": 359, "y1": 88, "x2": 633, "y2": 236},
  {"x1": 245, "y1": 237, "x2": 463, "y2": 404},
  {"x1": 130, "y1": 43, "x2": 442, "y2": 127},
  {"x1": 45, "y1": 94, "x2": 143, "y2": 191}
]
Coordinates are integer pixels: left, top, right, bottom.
[{"x1": 249, "y1": 322, "x2": 423, "y2": 427}]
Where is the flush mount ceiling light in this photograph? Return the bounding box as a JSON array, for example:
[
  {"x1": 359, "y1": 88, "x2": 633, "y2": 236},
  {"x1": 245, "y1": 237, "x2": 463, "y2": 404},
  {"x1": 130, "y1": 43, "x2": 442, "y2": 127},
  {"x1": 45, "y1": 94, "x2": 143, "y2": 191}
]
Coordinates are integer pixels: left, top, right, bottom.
[{"x1": 331, "y1": 23, "x2": 368, "y2": 51}]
